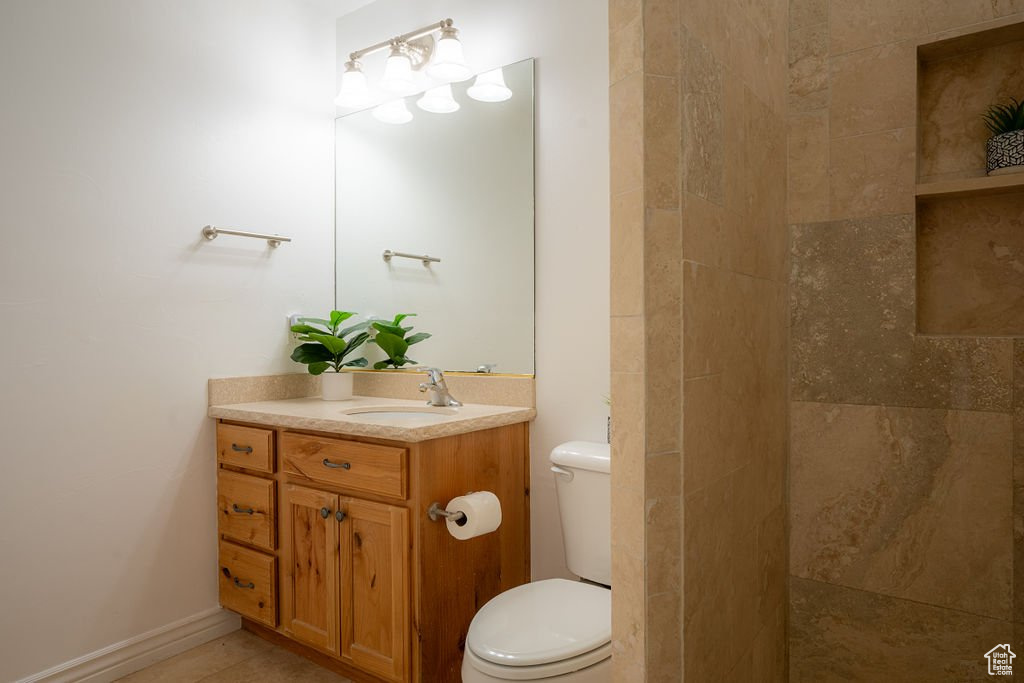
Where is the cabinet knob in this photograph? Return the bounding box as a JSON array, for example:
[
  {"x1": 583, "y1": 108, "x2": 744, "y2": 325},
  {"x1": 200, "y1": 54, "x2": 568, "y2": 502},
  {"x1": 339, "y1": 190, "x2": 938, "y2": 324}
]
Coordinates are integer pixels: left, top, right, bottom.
[
  {"x1": 320, "y1": 507, "x2": 331, "y2": 519},
  {"x1": 322, "y1": 458, "x2": 351, "y2": 470},
  {"x1": 335, "y1": 510, "x2": 347, "y2": 522}
]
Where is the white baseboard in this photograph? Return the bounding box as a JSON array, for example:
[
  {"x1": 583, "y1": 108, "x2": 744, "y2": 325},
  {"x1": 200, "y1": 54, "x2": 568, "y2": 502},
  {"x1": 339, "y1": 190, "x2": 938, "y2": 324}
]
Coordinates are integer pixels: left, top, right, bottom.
[{"x1": 15, "y1": 607, "x2": 241, "y2": 683}]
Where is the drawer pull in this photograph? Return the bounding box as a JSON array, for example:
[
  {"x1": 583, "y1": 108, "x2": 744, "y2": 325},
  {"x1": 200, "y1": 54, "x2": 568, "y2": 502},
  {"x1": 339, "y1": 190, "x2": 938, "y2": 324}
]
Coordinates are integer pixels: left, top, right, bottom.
[
  {"x1": 322, "y1": 458, "x2": 351, "y2": 470},
  {"x1": 231, "y1": 504, "x2": 255, "y2": 515},
  {"x1": 320, "y1": 507, "x2": 331, "y2": 519},
  {"x1": 233, "y1": 578, "x2": 255, "y2": 589},
  {"x1": 231, "y1": 443, "x2": 253, "y2": 454},
  {"x1": 335, "y1": 510, "x2": 347, "y2": 522}
]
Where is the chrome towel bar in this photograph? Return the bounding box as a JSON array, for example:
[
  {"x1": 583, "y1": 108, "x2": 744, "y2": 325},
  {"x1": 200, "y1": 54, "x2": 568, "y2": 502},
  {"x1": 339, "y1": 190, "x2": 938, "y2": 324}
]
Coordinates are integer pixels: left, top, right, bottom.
[
  {"x1": 383, "y1": 249, "x2": 441, "y2": 265},
  {"x1": 202, "y1": 225, "x2": 292, "y2": 248}
]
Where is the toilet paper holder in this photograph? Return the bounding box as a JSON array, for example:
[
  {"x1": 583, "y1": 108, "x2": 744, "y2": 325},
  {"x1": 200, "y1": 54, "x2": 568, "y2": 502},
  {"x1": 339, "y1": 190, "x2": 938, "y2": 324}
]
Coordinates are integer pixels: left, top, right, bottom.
[{"x1": 427, "y1": 501, "x2": 466, "y2": 523}]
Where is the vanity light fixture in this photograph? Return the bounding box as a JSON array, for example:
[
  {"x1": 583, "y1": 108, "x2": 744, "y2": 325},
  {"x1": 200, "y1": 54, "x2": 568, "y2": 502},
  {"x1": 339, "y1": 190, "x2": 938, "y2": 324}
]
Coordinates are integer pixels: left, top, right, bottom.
[
  {"x1": 334, "y1": 60, "x2": 371, "y2": 108},
  {"x1": 336, "y1": 18, "x2": 470, "y2": 108},
  {"x1": 417, "y1": 84, "x2": 460, "y2": 114},
  {"x1": 467, "y1": 67, "x2": 513, "y2": 103},
  {"x1": 372, "y1": 98, "x2": 413, "y2": 125}
]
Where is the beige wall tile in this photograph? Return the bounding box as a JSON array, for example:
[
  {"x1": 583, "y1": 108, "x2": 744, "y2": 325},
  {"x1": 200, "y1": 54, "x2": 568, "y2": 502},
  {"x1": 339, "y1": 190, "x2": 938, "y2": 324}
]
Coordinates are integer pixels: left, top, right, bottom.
[
  {"x1": 611, "y1": 369, "x2": 647, "y2": 680},
  {"x1": 829, "y1": 127, "x2": 916, "y2": 220},
  {"x1": 645, "y1": 76, "x2": 681, "y2": 209},
  {"x1": 829, "y1": 41, "x2": 916, "y2": 138},
  {"x1": 644, "y1": 209, "x2": 682, "y2": 453},
  {"x1": 644, "y1": 0, "x2": 680, "y2": 77},
  {"x1": 790, "y1": 577, "x2": 1014, "y2": 681},
  {"x1": 790, "y1": 0, "x2": 827, "y2": 29},
  {"x1": 789, "y1": 22, "x2": 829, "y2": 112},
  {"x1": 646, "y1": 590, "x2": 683, "y2": 681},
  {"x1": 790, "y1": 216, "x2": 1014, "y2": 411},
  {"x1": 918, "y1": 39, "x2": 1024, "y2": 181},
  {"x1": 682, "y1": 34, "x2": 724, "y2": 204},
  {"x1": 1014, "y1": 340, "x2": 1024, "y2": 621},
  {"x1": 610, "y1": 17, "x2": 643, "y2": 85},
  {"x1": 611, "y1": 315, "x2": 644, "y2": 373},
  {"x1": 787, "y1": 111, "x2": 829, "y2": 224},
  {"x1": 829, "y1": 0, "x2": 928, "y2": 54},
  {"x1": 610, "y1": 71, "x2": 644, "y2": 196},
  {"x1": 917, "y1": 192, "x2": 1024, "y2": 336},
  {"x1": 610, "y1": 0, "x2": 643, "y2": 27},
  {"x1": 921, "y1": 0, "x2": 997, "y2": 34},
  {"x1": 610, "y1": 189, "x2": 644, "y2": 317},
  {"x1": 791, "y1": 401, "x2": 1013, "y2": 620}
]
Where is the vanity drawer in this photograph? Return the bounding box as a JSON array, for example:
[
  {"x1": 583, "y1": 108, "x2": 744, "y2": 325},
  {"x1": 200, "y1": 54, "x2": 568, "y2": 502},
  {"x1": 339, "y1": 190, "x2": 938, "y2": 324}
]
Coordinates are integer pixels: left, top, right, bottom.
[
  {"x1": 217, "y1": 423, "x2": 274, "y2": 473},
  {"x1": 218, "y1": 470, "x2": 275, "y2": 551},
  {"x1": 218, "y1": 540, "x2": 276, "y2": 627},
  {"x1": 281, "y1": 433, "x2": 407, "y2": 500}
]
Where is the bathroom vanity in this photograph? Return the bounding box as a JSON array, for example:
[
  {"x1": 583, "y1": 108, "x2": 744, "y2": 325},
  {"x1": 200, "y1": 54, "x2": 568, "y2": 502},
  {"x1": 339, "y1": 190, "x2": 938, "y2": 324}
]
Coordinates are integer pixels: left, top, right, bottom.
[{"x1": 210, "y1": 396, "x2": 533, "y2": 683}]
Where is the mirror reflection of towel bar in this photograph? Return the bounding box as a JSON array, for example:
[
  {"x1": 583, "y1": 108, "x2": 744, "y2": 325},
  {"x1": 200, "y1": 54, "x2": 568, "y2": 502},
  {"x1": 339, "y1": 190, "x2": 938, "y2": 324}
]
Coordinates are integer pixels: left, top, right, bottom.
[{"x1": 383, "y1": 249, "x2": 441, "y2": 265}]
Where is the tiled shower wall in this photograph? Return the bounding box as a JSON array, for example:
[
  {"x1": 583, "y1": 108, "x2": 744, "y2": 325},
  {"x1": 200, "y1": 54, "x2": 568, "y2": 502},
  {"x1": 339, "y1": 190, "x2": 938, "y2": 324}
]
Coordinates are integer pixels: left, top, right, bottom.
[
  {"x1": 609, "y1": 0, "x2": 789, "y2": 678},
  {"x1": 787, "y1": 2, "x2": 1024, "y2": 681}
]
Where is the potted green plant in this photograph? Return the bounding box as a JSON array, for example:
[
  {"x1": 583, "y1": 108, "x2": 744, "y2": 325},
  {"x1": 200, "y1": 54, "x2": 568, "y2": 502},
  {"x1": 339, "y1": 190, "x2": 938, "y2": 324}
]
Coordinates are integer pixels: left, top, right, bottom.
[
  {"x1": 289, "y1": 310, "x2": 369, "y2": 400},
  {"x1": 983, "y1": 97, "x2": 1024, "y2": 176},
  {"x1": 369, "y1": 313, "x2": 431, "y2": 369}
]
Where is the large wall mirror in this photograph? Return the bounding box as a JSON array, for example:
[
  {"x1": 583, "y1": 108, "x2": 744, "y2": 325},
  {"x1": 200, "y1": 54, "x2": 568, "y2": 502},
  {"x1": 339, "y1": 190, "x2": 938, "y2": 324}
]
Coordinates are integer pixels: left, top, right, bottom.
[{"x1": 335, "y1": 59, "x2": 535, "y2": 376}]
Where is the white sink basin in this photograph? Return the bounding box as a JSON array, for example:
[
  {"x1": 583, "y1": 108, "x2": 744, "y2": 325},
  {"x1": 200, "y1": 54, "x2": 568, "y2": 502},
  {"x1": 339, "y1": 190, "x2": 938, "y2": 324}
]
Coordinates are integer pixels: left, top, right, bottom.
[{"x1": 340, "y1": 405, "x2": 458, "y2": 424}]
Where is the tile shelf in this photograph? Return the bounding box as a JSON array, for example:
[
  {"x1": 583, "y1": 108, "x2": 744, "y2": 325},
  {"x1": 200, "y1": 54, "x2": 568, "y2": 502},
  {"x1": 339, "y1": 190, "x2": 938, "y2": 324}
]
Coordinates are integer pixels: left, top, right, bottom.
[{"x1": 915, "y1": 172, "x2": 1024, "y2": 201}]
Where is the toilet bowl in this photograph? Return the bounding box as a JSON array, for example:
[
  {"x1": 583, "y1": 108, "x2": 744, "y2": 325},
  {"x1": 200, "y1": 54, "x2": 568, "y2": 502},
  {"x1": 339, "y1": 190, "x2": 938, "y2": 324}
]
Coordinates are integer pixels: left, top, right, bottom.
[
  {"x1": 462, "y1": 442, "x2": 612, "y2": 682},
  {"x1": 461, "y1": 579, "x2": 611, "y2": 682}
]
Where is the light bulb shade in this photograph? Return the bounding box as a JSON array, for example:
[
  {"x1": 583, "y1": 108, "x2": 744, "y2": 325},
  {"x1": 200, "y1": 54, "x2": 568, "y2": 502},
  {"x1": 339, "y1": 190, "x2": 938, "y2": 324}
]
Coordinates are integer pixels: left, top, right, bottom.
[
  {"x1": 381, "y1": 48, "x2": 417, "y2": 95},
  {"x1": 426, "y1": 28, "x2": 471, "y2": 82},
  {"x1": 372, "y1": 98, "x2": 413, "y2": 125},
  {"x1": 416, "y1": 84, "x2": 460, "y2": 114},
  {"x1": 467, "y1": 68, "x2": 512, "y2": 103},
  {"x1": 335, "y1": 61, "x2": 371, "y2": 108}
]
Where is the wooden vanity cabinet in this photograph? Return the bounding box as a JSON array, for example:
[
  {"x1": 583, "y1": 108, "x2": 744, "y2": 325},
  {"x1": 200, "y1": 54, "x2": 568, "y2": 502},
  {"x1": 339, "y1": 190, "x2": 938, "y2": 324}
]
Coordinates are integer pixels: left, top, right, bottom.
[{"x1": 214, "y1": 419, "x2": 530, "y2": 683}]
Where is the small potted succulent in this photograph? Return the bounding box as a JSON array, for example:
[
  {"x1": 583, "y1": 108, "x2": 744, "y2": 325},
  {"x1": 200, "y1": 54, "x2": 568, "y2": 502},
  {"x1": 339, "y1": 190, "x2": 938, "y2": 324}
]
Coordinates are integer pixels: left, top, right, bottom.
[
  {"x1": 369, "y1": 313, "x2": 431, "y2": 369},
  {"x1": 289, "y1": 310, "x2": 369, "y2": 400},
  {"x1": 983, "y1": 97, "x2": 1024, "y2": 176}
]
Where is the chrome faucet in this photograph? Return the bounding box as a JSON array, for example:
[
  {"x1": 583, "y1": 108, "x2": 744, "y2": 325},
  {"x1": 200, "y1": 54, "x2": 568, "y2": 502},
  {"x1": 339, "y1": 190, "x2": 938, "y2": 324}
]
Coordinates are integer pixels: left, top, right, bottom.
[{"x1": 419, "y1": 367, "x2": 462, "y2": 407}]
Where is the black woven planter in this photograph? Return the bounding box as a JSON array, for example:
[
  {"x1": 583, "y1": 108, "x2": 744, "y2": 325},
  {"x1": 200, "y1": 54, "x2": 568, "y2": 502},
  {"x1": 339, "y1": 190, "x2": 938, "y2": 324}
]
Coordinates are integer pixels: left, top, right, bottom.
[{"x1": 986, "y1": 129, "x2": 1024, "y2": 175}]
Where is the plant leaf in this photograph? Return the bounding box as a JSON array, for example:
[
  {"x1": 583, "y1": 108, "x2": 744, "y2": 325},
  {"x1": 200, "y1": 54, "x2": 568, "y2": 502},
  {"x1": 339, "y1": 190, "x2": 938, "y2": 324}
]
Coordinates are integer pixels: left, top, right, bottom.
[
  {"x1": 329, "y1": 310, "x2": 355, "y2": 329},
  {"x1": 339, "y1": 332, "x2": 369, "y2": 359},
  {"x1": 298, "y1": 317, "x2": 332, "y2": 328},
  {"x1": 372, "y1": 322, "x2": 407, "y2": 338},
  {"x1": 392, "y1": 313, "x2": 414, "y2": 325},
  {"x1": 342, "y1": 357, "x2": 368, "y2": 368},
  {"x1": 405, "y1": 332, "x2": 431, "y2": 346},
  {"x1": 290, "y1": 324, "x2": 327, "y2": 335},
  {"x1": 307, "y1": 361, "x2": 330, "y2": 375},
  {"x1": 337, "y1": 320, "x2": 371, "y2": 338},
  {"x1": 373, "y1": 360, "x2": 391, "y2": 370},
  {"x1": 291, "y1": 343, "x2": 333, "y2": 364},
  {"x1": 307, "y1": 332, "x2": 347, "y2": 356},
  {"x1": 374, "y1": 331, "x2": 409, "y2": 360}
]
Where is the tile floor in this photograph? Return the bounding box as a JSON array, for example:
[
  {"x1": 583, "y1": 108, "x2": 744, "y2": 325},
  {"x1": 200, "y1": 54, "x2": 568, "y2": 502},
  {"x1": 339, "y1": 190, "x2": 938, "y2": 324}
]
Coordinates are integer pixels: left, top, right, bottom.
[{"x1": 115, "y1": 630, "x2": 351, "y2": 682}]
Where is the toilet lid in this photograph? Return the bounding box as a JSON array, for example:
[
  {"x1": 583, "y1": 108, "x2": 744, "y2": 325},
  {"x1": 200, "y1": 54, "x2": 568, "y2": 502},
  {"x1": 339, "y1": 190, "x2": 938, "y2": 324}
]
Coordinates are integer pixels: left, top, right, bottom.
[{"x1": 467, "y1": 579, "x2": 611, "y2": 667}]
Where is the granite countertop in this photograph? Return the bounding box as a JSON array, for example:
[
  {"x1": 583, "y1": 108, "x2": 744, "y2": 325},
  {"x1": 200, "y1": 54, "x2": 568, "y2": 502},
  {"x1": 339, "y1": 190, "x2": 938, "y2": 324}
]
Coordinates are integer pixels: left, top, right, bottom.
[{"x1": 208, "y1": 395, "x2": 536, "y2": 443}]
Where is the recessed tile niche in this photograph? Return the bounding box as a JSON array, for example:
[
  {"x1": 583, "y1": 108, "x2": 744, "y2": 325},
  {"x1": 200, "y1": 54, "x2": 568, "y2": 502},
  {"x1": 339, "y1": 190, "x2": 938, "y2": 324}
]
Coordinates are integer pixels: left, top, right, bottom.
[{"x1": 916, "y1": 20, "x2": 1024, "y2": 337}]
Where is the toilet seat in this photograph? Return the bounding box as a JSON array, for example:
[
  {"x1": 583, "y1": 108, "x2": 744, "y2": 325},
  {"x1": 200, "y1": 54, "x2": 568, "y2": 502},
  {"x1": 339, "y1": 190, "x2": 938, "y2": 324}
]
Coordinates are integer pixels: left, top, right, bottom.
[{"x1": 465, "y1": 578, "x2": 611, "y2": 679}]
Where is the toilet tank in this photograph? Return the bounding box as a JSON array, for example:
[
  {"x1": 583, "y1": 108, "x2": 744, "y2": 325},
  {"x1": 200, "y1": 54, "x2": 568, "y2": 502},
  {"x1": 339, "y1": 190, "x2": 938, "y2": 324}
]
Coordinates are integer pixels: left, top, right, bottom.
[{"x1": 550, "y1": 441, "x2": 611, "y2": 586}]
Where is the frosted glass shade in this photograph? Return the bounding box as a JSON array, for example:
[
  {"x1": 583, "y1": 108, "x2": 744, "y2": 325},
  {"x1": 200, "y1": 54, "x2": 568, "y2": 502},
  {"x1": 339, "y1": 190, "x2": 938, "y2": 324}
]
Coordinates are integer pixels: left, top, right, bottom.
[
  {"x1": 467, "y1": 68, "x2": 512, "y2": 103},
  {"x1": 427, "y1": 30, "x2": 471, "y2": 82},
  {"x1": 372, "y1": 98, "x2": 413, "y2": 125},
  {"x1": 334, "y1": 62, "x2": 371, "y2": 108},
  {"x1": 417, "y1": 84, "x2": 460, "y2": 114},
  {"x1": 381, "y1": 51, "x2": 417, "y2": 95}
]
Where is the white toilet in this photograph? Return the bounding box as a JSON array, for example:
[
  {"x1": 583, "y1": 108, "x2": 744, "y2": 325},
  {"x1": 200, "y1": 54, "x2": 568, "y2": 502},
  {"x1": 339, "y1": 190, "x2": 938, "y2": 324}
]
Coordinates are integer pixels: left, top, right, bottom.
[{"x1": 462, "y1": 441, "x2": 611, "y2": 682}]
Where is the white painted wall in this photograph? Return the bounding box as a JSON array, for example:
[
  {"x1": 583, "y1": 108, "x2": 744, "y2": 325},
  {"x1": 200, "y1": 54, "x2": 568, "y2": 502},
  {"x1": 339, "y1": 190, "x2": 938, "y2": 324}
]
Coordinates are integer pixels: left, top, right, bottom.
[
  {"x1": 0, "y1": 2, "x2": 337, "y2": 680},
  {"x1": 336, "y1": 0, "x2": 610, "y2": 580}
]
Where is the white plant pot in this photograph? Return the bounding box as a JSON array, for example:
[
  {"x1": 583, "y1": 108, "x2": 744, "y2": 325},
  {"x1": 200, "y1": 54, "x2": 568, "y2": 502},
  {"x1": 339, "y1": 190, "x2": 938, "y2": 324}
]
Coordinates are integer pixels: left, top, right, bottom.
[{"x1": 321, "y1": 371, "x2": 353, "y2": 401}]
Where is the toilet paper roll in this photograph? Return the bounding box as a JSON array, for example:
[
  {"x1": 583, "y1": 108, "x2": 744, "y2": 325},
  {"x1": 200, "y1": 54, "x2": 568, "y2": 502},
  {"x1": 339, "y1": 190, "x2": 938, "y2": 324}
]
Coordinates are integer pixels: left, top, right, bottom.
[{"x1": 445, "y1": 491, "x2": 502, "y2": 540}]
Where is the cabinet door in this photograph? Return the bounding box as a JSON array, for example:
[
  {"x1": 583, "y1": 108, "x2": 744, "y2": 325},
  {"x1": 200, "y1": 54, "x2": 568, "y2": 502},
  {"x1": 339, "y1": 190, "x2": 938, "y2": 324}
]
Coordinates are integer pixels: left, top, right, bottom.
[
  {"x1": 281, "y1": 484, "x2": 340, "y2": 655},
  {"x1": 339, "y1": 498, "x2": 410, "y2": 682}
]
